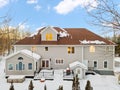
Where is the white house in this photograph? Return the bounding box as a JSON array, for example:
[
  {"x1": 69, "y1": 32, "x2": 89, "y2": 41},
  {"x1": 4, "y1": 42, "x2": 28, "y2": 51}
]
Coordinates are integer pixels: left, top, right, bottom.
[{"x1": 5, "y1": 26, "x2": 115, "y2": 78}]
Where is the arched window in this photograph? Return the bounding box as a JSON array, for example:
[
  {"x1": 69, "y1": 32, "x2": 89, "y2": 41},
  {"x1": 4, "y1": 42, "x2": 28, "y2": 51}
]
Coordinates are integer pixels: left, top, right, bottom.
[
  {"x1": 18, "y1": 57, "x2": 23, "y2": 60},
  {"x1": 19, "y1": 62, "x2": 22, "y2": 70}
]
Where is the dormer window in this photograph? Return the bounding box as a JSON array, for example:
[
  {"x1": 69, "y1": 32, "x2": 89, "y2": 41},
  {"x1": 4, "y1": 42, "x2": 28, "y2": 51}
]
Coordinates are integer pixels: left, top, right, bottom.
[{"x1": 46, "y1": 33, "x2": 53, "y2": 41}]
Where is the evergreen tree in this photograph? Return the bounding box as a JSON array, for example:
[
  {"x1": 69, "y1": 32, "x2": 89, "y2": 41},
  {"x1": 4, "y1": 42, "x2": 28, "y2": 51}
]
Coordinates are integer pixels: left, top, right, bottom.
[
  {"x1": 44, "y1": 84, "x2": 47, "y2": 90},
  {"x1": 72, "y1": 74, "x2": 80, "y2": 90},
  {"x1": 28, "y1": 80, "x2": 34, "y2": 90},
  {"x1": 85, "y1": 80, "x2": 93, "y2": 90},
  {"x1": 9, "y1": 81, "x2": 14, "y2": 90},
  {"x1": 58, "y1": 85, "x2": 63, "y2": 90}
]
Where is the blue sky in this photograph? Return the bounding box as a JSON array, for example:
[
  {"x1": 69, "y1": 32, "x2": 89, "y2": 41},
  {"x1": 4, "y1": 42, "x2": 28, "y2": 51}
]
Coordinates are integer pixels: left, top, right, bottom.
[{"x1": 0, "y1": 0, "x2": 120, "y2": 35}]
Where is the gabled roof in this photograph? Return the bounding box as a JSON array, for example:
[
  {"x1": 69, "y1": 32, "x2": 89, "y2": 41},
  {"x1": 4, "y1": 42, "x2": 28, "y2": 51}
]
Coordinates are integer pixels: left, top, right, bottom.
[
  {"x1": 15, "y1": 26, "x2": 115, "y2": 45},
  {"x1": 69, "y1": 61, "x2": 87, "y2": 70},
  {"x1": 6, "y1": 49, "x2": 41, "y2": 61}
]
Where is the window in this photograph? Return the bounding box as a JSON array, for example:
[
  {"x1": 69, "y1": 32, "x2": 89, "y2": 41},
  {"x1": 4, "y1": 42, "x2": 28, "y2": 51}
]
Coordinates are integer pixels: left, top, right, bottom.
[
  {"x1": 46, "y1": 33, "x2": 53, "y2": 41},
  {"x1": 31, "y1": 46, "x2": 36, "y2": 52},
  {"x1": 8, "y1": 64, "x2": 13, "y2": 70},
  {"x1": 68, "y1": 47, "x2": 74, "y2": 54},
  {"x1": 45, "y1": 47, "x2": 48, "y2": 51},
  {"x1": 104, "y1": 61, "x2": 107, "y2": 68},
  {"x1": 89, "y1": 46, "x2": 95, "y2": 52},
  {"x1": 16, "y1": 62, "x2": 25, "y2": 70},
  {"x1": 18, "y1": 57, "x2": 23, "y2": 60},
  {"x1": 42, "y1": 61, "x2": 45, "y2": 67},
  {"x1": 94, "y1": 61, "x2": 97, "y2": 68},
  {"x1": 28, "y1": 63, "x2": 32, "y2": 70},
  {"x1": 56, "y1": 59, "x2": 63, "y2": 64},
  {"x1": 41, "y1": 60, "x2": 49, "y2": 68},
  {"x1": 19, "y1": 62, "x2": 23, "y2": 70},
  {"x1": 106, "y1": 46, "x2": 112, "y2": 52}
]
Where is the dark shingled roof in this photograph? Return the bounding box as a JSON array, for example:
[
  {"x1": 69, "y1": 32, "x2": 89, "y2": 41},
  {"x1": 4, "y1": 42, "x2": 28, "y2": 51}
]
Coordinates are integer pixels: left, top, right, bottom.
[{"x1": 15, "y1": 27, "x2": 115, "y2": 45}]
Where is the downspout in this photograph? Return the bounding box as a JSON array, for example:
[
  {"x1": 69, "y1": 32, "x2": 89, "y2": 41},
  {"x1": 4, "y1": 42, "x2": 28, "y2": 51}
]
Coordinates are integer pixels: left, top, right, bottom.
[{"x1": 81, "y1": 46, "x2": 84, "y2": 63}]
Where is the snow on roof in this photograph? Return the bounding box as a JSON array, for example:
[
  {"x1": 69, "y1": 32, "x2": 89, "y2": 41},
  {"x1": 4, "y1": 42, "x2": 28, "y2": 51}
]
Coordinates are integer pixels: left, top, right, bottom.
[
  {"x1": 59, "y1": 31, "x2": 69, "y2": 37},
  {"x1": 69, "y1": 61, "x2": 87, "y2": 70},
  {"x1": 114, "y1": 57, "x2": 120, "y2": 62},
  {"x1": 21, "y1": 49, "x2": 41, "y2": 60},
  {"x1": 6, "y1": 49, "x2": 41, "y2": 61}
]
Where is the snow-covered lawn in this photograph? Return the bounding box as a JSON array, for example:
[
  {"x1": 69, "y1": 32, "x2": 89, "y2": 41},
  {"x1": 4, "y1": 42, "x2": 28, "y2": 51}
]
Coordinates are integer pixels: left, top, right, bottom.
[{"x1": 0, "y1": 57, "x2": 120, "y2": 90}]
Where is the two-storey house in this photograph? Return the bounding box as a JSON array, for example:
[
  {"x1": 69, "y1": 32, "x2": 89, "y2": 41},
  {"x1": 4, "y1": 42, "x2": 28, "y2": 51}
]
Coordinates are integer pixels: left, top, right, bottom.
[{"x1": 5, "y1": 26, "x2": 115, "y2": 77}]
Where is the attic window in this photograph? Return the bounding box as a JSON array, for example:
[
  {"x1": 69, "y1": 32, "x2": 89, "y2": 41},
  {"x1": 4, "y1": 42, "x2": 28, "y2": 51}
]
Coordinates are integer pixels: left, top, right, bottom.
[
  {"x1": 46, "y1": 33, "x2": 53, "y2": 41},
  {"x1": 18, "y1": 57, "x2": 23, "y2": 60}
]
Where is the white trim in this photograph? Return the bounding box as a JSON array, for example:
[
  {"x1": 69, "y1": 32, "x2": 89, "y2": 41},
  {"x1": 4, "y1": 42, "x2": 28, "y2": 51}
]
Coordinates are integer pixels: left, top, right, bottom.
[{"x1": 40, "y1": 26, "x2": 58, "y2": 34}]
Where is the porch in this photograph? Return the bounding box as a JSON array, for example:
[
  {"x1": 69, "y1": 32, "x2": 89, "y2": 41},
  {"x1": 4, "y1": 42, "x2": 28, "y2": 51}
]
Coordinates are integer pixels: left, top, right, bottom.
[{"x1": 34, "y1": 69, "x2": 74, "y2": 81}]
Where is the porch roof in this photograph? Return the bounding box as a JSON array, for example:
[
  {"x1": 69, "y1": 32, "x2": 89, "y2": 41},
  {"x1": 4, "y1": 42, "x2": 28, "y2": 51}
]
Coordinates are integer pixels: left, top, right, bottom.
[{"x1": 69, "y1": 61, "x2": 87, "y2": 70}]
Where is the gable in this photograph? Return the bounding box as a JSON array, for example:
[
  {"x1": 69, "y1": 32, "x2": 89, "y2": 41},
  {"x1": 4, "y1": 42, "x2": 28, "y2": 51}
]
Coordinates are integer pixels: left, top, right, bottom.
[
  {"x1": 6, "y1": 49, "x2": 41, "y2": 61},
  {"x1": 40, "y1": 26, "x2": 58, "y2": 41},
  {"x1": 40, "y1": 26, "x2": 58, "y2": 34}
]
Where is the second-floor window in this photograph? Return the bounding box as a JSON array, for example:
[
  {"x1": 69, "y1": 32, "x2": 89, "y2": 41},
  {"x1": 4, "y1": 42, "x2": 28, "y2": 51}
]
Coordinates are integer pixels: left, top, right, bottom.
[
  {"x1": 46, "y1": 33, "x2": 53, "y2": 41},
  {"x1": 68, "y1": 47, "x2": 74, "y2": 54},
  {"x1": 89, "y1": 46, "x2": 95, "y2": 52},
  {"x1": 45, "y1": 47, "x2": 48, "y2": 51}
]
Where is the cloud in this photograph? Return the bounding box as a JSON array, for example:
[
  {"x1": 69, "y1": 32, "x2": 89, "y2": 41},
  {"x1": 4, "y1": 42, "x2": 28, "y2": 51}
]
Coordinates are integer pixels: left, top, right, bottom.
[
  {"x1": 0, "y1": 0, "x2": 9, "y2": 8},
  {"x1": 34, "y1": 5, "x2": 41, "y2": 11},
  {"x1": 54, "y1": 0, "x2": 99, "y2": 15},
  {"x1": 26, "y1": 0, "x2": 38, "y2": 4}
]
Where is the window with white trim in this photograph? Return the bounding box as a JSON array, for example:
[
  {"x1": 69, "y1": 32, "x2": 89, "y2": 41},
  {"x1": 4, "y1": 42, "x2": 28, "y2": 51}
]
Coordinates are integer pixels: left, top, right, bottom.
[
  {"x1": 16, "y1": 62, "x2": 25, "y2": 70},
  {"x1": 55, "y1": 59, "x2": 63, "y2": 64},
  {"x1": 68, "y1": 47, "x2": 74, "y2": 54},
  {"x1": 94, "y1": 61, "x2": 97, "y2": 68},
  {"x1": 8, "y1": 64, "x2": 14, "y2": 70},
  {"x1": 28, "y1": 63, "x2": 32, "y2": 70},
  {"x1": 104, "y1": 61, "x2": 107, "y2": 68}
]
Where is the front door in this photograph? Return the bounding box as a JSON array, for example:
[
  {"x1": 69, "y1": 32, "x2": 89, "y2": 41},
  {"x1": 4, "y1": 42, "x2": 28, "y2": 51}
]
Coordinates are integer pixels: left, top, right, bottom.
[{"x1": 41, "y1": 59, "x2": 50, "y2": 69}]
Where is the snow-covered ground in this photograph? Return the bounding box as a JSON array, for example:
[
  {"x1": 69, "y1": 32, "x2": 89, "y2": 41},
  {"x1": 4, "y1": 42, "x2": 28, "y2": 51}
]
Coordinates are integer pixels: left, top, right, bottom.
[{"x1": 0, "y1": 57, "x2": 120, "y2": 90}]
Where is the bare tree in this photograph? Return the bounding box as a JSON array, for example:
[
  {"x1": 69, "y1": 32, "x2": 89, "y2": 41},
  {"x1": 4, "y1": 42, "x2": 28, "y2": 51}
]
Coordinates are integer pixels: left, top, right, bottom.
[
  {"x1": 86, "y1": 0, "x2": 120, "y2": 41},
  {"x1": 0, "y1": 15, "x2": 30, "y2": 55}
]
